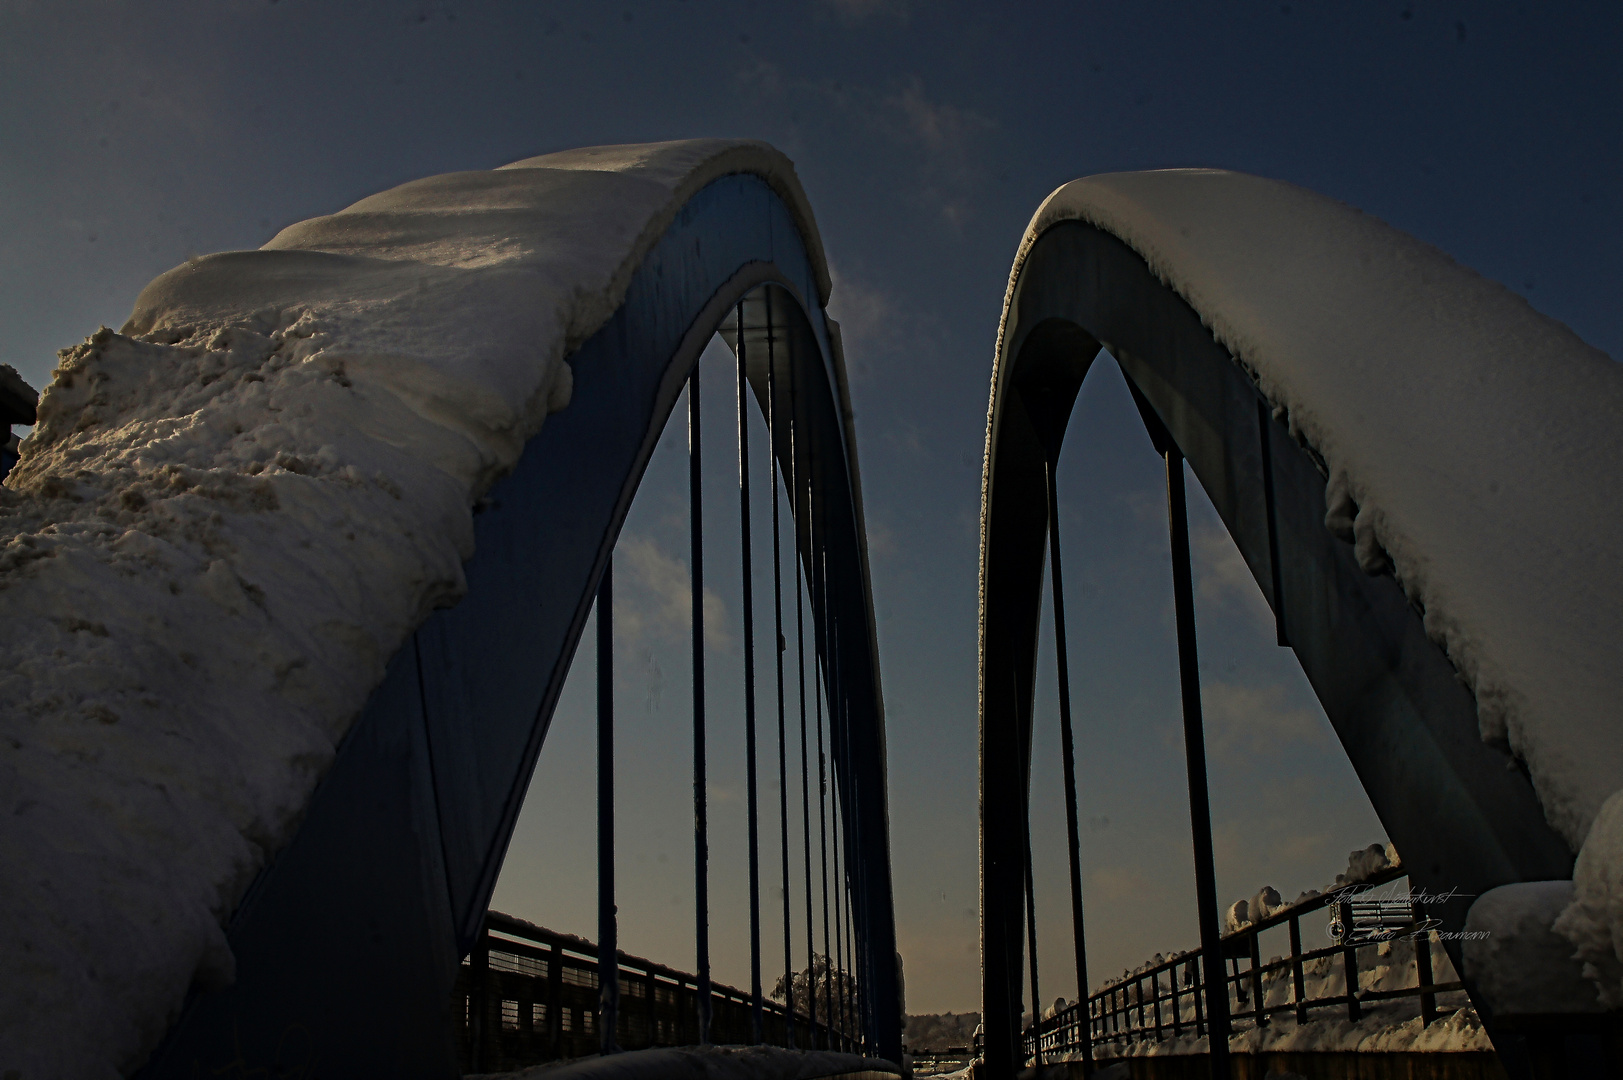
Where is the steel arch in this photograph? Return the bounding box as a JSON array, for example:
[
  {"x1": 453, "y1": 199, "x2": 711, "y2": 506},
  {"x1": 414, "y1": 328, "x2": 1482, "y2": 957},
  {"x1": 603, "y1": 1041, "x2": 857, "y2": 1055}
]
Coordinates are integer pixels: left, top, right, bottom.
[
  {"x1": 140, "y1": 171, "x2": 901, "y2": 1076},
  {"x1": 977, "y1": 202, "x2": 1576, "y2": 1075}
]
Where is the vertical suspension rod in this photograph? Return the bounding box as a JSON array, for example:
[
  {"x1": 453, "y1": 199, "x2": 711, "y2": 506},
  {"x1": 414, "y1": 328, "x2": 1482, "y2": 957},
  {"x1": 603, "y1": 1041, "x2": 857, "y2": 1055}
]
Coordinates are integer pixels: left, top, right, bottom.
[
  {"x1": 834, "y1": 689, "x2": 862, "y2": 1050},
  {"x1": 597, "y1": 558, "x2": 620, "y2": 1055},
  {"x1": 1024, "y1": 807, "x2": 1040, "y2": 1065},
  {"x1": 1044, "y1": 460, "x2": 1093, "y2": 1075},
  {"x1": 848, "y1": 789, "x2": 861, "y2": 1050},
  {"x1": 824, "y1": 584, "x2": 850, "y2": 1039},
  {"x1": 1165, "y1": 446, "x2": 1231, "y2": 1080},
  {"x1": 792, "y1": 364, "x2": 818, "y2": 1047},
  {"x1": 737, "y1": 303, "x2": 765, "y2": 1045},
  {"x1": 830, "y1": 706, "x2": 846, "y2": 1049},
  {"x1": 827, "y1": 609, "x2": 846, "y2": 1047},
  {"x1": 767, "y1": 309, "x2": 796, "y2": 1049},
  {"x1": 690, "y1": 365, "x2": 713, "y2": 1045},
  {"x1": 815, "y1": 550, "x2": 834, "y2": 1051}
]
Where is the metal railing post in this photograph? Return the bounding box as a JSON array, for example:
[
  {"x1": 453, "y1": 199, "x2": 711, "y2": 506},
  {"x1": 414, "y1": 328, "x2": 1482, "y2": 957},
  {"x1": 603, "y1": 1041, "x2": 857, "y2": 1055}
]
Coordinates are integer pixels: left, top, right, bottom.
[
  {"x1": 1249, "y1": 931, "x2": 1267, "y2": 1027},
  {"x1": 548, "y1": 939, "x2": 564, "y2": 1058},
  {"x1": 1289, "y1": 915, "x2": 1308, "y2": 1025},
  {"x1": 1341, "y1": 899, "x2": 1361, "y2": 1023},
  {"x1": 1416, "y1": 929, "x2": 1438, "y2": 1027},
  {"x1": 1190, "y1": 958, "x2": 1205, "y2": 1040},
  {"x1": 1151, "y1": 971, "x2": 1163, "y2": 1040}
]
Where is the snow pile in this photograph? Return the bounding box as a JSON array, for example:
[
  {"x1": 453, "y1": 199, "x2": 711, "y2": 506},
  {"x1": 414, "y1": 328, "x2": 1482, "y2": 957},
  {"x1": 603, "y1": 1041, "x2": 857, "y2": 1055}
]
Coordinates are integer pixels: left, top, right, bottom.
[
  {"x1": 1465, "y1": 880, "x2": 1600, "y2": 1013},
  {"x1": 1227, "y1": 887, "x2": 1284, "y2": 934},
  {"x1": 1331, "y1": 844, "x2": 1395, "y2": 891},
  {"x1": 1552, "y1": 792, "x2": 1623, "y2": 1006},
  {"x1": 0, "y1": 140, "x2": 825, "y2": 1079},
  {"x1": 1003, "y1": 170, "x2": 1623, "y2": 1001}
]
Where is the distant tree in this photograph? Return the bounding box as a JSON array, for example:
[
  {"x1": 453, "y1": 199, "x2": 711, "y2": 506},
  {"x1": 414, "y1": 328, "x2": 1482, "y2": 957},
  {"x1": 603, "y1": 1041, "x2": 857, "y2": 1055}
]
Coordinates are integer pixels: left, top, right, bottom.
[
  {"x1": 903, "y1": 1011, "x2": 980, "y2": 1052},
  {"x1": 770, "y1": 953, "x2": 862, "y2": 1039}
]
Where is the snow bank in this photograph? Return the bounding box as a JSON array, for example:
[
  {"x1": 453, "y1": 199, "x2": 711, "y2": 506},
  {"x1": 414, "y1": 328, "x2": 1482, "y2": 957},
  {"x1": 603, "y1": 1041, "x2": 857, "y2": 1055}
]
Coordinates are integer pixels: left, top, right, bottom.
[
  {"x1": 1465, "y1": 880, "x2": 1600, "y2": 1013},
  {"x1": 1003, "y1": 170, "x2": 1623, "y2": 999},
  {"x1": 0, "y1": 139, "x2": 825, "y2": 1080},
  {"x1": 1552, "y1": 791, "x2": 1623, "y2": 1007}
]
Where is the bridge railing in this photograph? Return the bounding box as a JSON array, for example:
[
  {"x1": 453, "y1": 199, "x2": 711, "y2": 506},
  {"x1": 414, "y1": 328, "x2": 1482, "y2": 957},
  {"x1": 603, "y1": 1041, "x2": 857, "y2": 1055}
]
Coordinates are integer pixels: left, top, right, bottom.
[
  {"x1": 1023, "y1": 865, "x2": 1470, "y2": 1063},
  {"x1": 456, "y1": 911, "x2": 857, "y2": 1073}
]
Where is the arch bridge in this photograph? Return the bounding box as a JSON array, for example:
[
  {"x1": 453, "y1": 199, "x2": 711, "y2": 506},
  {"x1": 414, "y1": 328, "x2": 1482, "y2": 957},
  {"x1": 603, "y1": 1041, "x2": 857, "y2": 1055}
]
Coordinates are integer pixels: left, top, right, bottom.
[
  {"x1": 978, "y1": 170, "x2": 1622, "y2": 1080},
  {"x1": 0, "y1": 140, "x2": 902, "y2": 1080}
]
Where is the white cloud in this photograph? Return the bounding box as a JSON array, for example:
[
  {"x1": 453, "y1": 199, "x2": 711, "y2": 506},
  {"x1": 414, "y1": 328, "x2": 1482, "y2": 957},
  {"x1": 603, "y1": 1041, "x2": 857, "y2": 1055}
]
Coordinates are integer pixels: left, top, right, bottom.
[
  {"x1": 614, "y1": 532, "x2": 731, "y2": 651},
  {"x1": 826, "y1": 264, "x2": 898, "y2": 373},
  {"x1": 879, "y1": 78, "x2": 996, "y2": 226},
  {"x1": 1192, "y1": 518, "x2": 1274, "y2": 631}
]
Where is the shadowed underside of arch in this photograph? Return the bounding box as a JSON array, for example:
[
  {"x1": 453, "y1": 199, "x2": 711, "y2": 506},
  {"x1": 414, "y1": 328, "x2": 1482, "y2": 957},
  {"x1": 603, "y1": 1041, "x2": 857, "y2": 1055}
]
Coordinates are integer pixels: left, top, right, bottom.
[{"x1": 978, "y1": 171, "x2": 1623, "y2": 1077}]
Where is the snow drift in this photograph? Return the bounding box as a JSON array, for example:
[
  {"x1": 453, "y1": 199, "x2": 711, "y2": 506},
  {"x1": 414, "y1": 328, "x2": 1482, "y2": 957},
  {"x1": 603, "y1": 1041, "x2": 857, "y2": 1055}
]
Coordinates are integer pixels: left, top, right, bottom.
[
  {"x1": 0, "y1": 140, "x2": 827, "y2": 1079},
  {"x1": 1002, "y1": 169, "x2": 1623, "y2": 1006}
]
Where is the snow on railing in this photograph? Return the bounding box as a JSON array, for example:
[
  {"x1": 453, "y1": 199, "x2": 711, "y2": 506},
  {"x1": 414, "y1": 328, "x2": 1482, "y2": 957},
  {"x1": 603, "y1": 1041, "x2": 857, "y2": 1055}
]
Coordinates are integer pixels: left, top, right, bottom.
[{"x1": 1023, "y1": 864, "x2": 1470, "y2": 1062}]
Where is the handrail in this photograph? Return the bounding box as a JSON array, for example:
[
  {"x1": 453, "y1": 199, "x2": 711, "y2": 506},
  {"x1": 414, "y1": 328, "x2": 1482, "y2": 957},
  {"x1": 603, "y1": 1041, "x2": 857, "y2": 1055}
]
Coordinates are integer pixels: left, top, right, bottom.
[
  {"x1": 1022, "y1": 865, "x2": 1469, "y2": 1062},
  {"x1": 459, "y1": 911, "x2": 862, "y2": 1073}
]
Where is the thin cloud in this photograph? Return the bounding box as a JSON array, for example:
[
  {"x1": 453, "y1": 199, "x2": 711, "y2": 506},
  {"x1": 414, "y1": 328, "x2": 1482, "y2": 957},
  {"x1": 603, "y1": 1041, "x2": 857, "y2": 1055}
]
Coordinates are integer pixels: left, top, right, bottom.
[
  {"x1": 878, "y1": 78, "x2": 996, "y2": 226},
  {"x1": 1202, "y1": 680, "x2": 1319, "y2": 761},
  {"x1": 614, "y1": 533, "x2": 731, "y2": 651},
  {"x1": 1192, "y1": 519, "x2": 1273, "y2": 630},
  {"x1": 731, "y1": 64, "x2": 994, "y2": 226},
  {"x1": 827, "y1": 263, "x2": 900, "y2": 375},
  {"x1": 1089, "y1": 865, "x2": 1151, "y2": 901}
]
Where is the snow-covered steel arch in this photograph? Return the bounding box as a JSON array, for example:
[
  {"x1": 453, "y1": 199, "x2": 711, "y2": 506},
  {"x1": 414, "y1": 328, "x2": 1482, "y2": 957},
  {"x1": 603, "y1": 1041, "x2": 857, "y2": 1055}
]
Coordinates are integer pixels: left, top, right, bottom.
[
  {"x1": 979, "y1": 170, "x2": 1623, "y2": 1074},
  {"x1": 0, "y1": 140, "x2": 900, "y2": 1077}
]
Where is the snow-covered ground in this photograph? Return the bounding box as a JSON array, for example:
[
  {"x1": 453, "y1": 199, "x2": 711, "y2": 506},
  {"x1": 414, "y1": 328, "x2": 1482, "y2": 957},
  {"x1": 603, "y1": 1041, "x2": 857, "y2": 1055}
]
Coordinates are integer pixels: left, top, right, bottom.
[
  {"x1": 0, "y1": 140, "x2": 826, "y2": 1080},
  {"x1": 1002, "y1": 169, "x2": 1623, "y2": 1009}
]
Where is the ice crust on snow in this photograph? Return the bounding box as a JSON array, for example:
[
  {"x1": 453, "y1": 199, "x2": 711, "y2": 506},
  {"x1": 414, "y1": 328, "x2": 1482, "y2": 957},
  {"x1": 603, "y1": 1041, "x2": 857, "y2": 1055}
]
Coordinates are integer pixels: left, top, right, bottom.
[
  {"x1": 1003, "y1": 169, "x2": 1623, "y2": 1001},
  {"x1": 0, "y1": 139, "x2": 825, "y2": 1079}
]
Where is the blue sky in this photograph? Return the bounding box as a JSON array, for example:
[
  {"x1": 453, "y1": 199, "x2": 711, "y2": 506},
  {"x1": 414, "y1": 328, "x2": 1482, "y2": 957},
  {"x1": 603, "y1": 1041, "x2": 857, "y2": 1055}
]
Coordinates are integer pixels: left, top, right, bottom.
[{"x1": 4, "y1": 0, "x2": 1620, "y2": 1015}]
